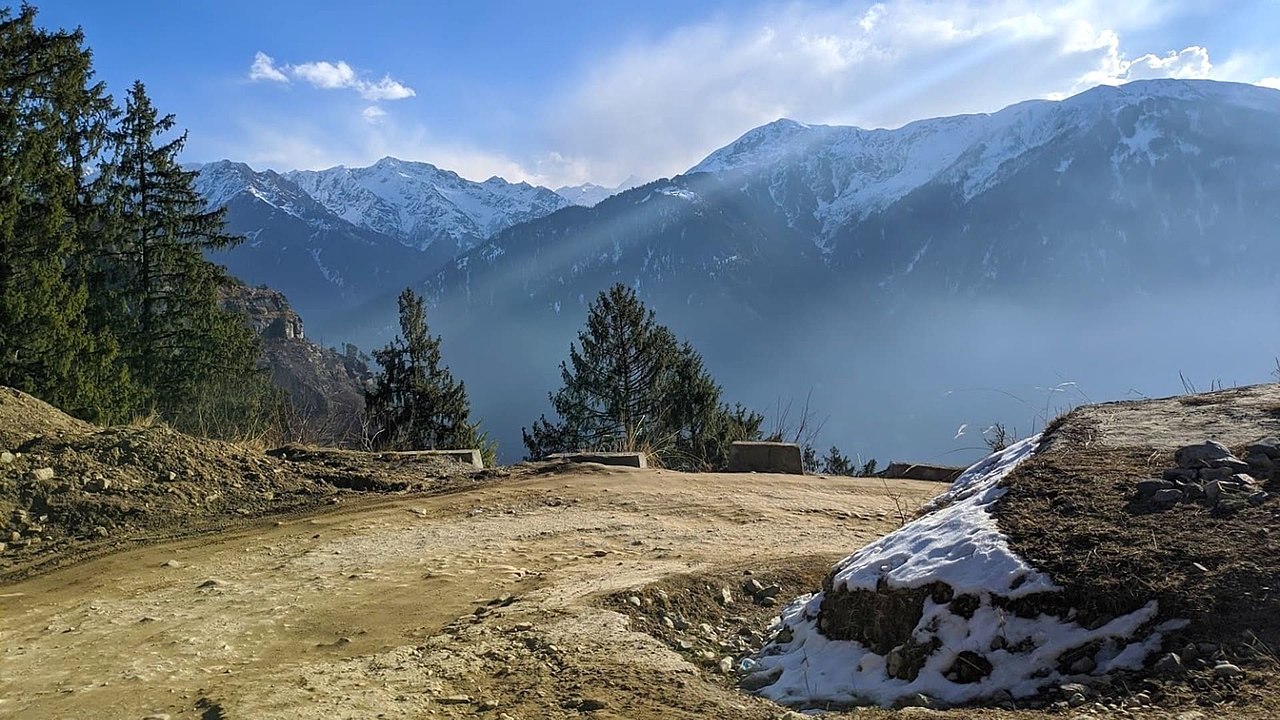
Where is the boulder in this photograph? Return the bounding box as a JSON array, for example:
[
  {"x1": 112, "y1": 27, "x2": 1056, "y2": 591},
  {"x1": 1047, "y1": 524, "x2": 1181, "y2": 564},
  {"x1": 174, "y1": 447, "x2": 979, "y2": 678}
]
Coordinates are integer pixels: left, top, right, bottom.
[
  {"x1": 1246, "y1": 437, "x2": 1280, "y2": 459},
  {"x1": 728, "y1": 442, "x2": 803, "y2": 474},
  {"x1": 1174, "y1": 441, "x2": 1233, "y2": 468},
  {"x1": 1135, "y1": 479, "x2": 1173, "y2": 497}
]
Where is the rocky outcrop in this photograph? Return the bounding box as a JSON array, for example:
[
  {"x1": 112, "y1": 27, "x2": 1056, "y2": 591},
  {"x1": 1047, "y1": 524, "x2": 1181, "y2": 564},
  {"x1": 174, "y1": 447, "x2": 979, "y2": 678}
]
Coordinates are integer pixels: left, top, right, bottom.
[{"x1": 220, "y1": 284, "x2": 371, "y2": 446}]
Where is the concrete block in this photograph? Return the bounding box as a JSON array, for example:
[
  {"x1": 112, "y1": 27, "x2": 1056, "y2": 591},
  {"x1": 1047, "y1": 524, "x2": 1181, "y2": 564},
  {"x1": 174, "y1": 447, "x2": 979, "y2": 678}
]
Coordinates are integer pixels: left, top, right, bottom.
[
  {"x1": 728, "y1": 442, "x2": 803, "y2": 474},
  {"x1": 880, "y1": 462, "x2": 965, "y2": 483},
  {"x1": 381, "y1": 449, "x2": 483, "y2": 469},
  {"x1": 547, "y1": 452, "x2": 647, "y2": 468}
]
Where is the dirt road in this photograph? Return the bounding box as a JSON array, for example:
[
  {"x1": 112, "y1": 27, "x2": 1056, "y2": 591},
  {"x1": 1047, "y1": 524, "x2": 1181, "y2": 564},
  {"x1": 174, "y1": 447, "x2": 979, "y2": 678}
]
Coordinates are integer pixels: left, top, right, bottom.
[{"x1": 0, "y1": 465, "x2": 940, "y2": 720}]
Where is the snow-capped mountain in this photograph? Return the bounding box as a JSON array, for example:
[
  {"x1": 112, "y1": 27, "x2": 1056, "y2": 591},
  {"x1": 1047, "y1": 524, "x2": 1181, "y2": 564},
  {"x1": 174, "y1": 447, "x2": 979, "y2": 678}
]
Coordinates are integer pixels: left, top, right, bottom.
[
  {"x1": 284, "y1": 157, "x2": 570, "y2": 254},
  {"x1": 555, "y1": 175, "x2": 645, "y2": 207},
  {"x1": 381, "y1": 79, "x2": 1280, "y2": 466},
  {"x1": 195, "y1": 161, "x2": 427, "y2": 336}
]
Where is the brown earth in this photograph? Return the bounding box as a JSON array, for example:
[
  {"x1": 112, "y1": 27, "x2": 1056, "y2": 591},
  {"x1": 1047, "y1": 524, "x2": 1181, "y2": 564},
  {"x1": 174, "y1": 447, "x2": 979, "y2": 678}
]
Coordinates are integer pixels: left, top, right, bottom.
[
  {"x1": 998, "y1": 385, "x2": 1280, "y2": 717},
  {"x1": 4, "y1": 385, "x2": 1279, "y2": 719}
]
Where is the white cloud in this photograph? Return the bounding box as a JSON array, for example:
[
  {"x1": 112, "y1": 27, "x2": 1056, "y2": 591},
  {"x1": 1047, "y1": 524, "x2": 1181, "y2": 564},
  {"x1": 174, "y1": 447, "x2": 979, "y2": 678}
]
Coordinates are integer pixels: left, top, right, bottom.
[
  {"x1": 248, "y1": 51, "x2": 288, "y2": 83},
  {"x1": 1260, "y1": 77, "x2": 1280, "y2": 89},
  {"x1": 361, "y1": 105, "x2": 387, "y2": 122},
  {"x1": 290, "y1": 60, "x2": 359, "y2": 90},
  {"x1": 359, "y1": 77, "x2": 416, "y2": 101},
  {"x1": 247, "y1": 54, "x2": 416, "y2": 106},
  {"x1": 546, "y1": 0, "x2": 1228, "y2": 182}
]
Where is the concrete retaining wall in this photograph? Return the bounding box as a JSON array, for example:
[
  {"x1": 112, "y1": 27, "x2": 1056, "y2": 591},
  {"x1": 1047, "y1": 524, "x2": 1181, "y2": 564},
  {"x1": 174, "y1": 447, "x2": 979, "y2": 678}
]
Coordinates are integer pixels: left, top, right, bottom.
[{"x1": 728, "y1": 442, "x2": 804, "y2": 474}]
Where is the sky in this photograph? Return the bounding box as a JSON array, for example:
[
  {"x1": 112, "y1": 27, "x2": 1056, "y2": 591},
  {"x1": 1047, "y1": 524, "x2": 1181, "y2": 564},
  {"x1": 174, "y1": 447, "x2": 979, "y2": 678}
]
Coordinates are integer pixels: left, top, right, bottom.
[{"x1": 38, "y1": 0, "x2": 1280, "y2": 187}]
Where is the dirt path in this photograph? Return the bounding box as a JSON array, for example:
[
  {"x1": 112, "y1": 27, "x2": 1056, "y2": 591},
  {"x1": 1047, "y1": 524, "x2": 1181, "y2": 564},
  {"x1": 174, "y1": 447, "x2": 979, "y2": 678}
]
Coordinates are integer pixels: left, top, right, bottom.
[{"x1": 0, "y1": 466, "x2": 940, "y2": 720}]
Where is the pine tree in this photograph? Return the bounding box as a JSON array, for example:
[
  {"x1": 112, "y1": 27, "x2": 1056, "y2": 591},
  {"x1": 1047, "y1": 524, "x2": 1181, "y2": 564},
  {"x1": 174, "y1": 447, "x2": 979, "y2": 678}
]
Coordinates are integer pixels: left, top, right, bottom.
[
  {"x1": 0, "y1": 6, "x2": 129, "y2": 420},
  {"x1": 365, "y1": 287, "x2": 486, "y2": 453},
  {"x1": 105, "y1": 81, "x2": 270, "y2": 433},
  {"x1": 524, "y1": 284, "x2": 762, "y2": 469},
  {"x1": 820, "y1": 445, "x2": 854, "y2": 476}
]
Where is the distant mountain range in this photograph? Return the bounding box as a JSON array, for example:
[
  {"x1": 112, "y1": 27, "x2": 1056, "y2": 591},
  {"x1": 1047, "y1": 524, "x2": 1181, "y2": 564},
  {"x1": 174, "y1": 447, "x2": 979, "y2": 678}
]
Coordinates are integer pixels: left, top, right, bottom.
[{"x1": 197, "y1": 79, "x2": 1280, "y2": 464}]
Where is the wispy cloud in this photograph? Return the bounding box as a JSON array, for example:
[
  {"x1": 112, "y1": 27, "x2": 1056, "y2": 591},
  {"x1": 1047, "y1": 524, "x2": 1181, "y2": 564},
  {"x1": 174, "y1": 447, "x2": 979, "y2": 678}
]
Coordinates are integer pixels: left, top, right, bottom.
[
  {"x1": 1260, "y1": 77, "x2": 1280, "y2": 89},
  {"x1": 248, "y1": 51, "x2": 288, "y2": 83},
  {"x1": 545, "y1": 0, "x2": 1239, "y2": 182}
]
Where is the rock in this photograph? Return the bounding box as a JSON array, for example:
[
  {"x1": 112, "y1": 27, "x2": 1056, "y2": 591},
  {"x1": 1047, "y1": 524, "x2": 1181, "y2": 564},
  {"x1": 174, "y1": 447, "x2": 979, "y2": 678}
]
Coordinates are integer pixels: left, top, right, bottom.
[
  {"x1": 743, "y1": 578, "x2": 765, "y2": 596},
  {"x1": 626, "y1": 595, "x2": 642, "y2": 608},
  {"x1": 1152, "y1": 488, "x2": 1184, "y2": 505},
  {"x1": 1231, "y1": 473, "x2": 1258, "y2": 487},
  {"x1": 1153, "y1": 652, "x2": 1183, "y2": 676},
  {"x1": 1198, "y1": 466, "x2": 1235, "y2": 482},
  {"x1": 892, "y1": 693, "x2": 937, "y2": 710},
  {"x1": 0, "y1": 542, "x2": 6, "y2": 553},
  {"x1": 437, "y1": 695, "x2": 472, "y2": 705},
  {"x1": 571, "y1": 698, "x2": 607, "y2": 712},
  {"x1": 739, "y1": 666, "x2": 783, "y2": 691},
  {"x1": 143, "y1": 715, "x2": 172, "y2": 720},
  {"x1": 717, "y1": 588, "x2": 733, "y2": 605},
  {"x1": 760, "y1": 596, "x2": 778, "y2": 607},
  {"x1": 1136, "y1": 479, "x2": 1174, "y2": 496},
  {"x1": 718, "y1": 656, "x2": 734, "y2": 674},
  {"x1": 9, "y1": 531, "x2": 21, "y2": 543},
  {"x1": 197, "y1": 578, "x2": 226, "y2": 589},
  {"x1": 1175, "y1": 441, "x2": 1233, "y2": 468},
  {"x1": 477, "y1": 699, "x2": 499, "y2": 711},
  {"x1": 1246, "y1": 437, "x2": 1280, "y2": 459},
  {"x1": 162, "y1": 560, "x2": 185, "y2": 568},
  {"x1": 87, "y1": 476, "x2": 112, "y2": 492},
  {"x1": 1068, "y1": 692, "x2": 1088, "y2": 708},
  {"x1": 1209, "y1": 458, "x2": 1252, "y2": 474},
  {"x1": 758, "y1": 584, "x2": 782, "y2": 599},
  {"x1": 92, "y1": 526, "x2": 108, "y2": 538},
  {"x1": 31, "y1": 467, "x2": 55, "y2": 481},
  {"x1": 1204, "y1": 480, "x2": 1227, "y2": 504},
  {"x1": 0, "y1": 450, "x2": 13, "y2": 464},
  {"x1": 1162, "y1": 467, "x2": 1198, "y2": 482},
  {"x1": 1213, "y1": 663, "x2": 1244, "y2": 679},
  {"x1": 1069, "y1": 655, "x2": 1097, "y2": 674}
]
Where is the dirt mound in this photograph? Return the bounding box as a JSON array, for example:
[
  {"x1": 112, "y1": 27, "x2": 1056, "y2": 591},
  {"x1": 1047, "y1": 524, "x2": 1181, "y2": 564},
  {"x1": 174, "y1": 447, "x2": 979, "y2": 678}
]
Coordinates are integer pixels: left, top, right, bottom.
[
  {"x1": 998, "y1": 385, "x2": 1280, "y2": 715},
  {"x1": 0, "y1": 388, "x2": 495, "y2": 580},
  {"x1": 743, "y1": 384, "x2": 1280, "y2": 715},
  {"x1": 0, "y1": 386, "x2": 91, "y2": 449}
]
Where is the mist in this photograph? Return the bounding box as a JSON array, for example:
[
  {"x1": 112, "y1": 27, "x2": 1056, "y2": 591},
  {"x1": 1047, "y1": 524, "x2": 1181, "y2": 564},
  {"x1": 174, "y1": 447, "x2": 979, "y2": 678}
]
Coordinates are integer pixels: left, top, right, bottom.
[{"x1": 428, "y1": 285, "x2": 1280, "y2": 468}]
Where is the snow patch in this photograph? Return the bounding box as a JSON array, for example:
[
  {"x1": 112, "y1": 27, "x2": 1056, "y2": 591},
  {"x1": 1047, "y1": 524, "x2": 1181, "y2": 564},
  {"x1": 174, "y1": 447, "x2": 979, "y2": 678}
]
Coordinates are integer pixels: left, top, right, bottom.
[{"x1": 744, "y1": 435, "x2": 1183, "y2": 708}]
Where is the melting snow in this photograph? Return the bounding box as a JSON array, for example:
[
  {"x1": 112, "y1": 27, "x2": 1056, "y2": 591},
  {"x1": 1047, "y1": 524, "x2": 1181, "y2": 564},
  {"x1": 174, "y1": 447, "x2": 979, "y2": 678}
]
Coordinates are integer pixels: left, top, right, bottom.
[{"x1": 745, "y1": 435, "x2": 1185, "y2": 708}]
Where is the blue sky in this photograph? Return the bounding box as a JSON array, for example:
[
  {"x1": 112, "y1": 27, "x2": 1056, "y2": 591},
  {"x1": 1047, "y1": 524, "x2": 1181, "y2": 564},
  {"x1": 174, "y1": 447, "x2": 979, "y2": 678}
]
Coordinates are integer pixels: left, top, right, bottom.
[{"x1": 38, "y1": 0, "x2": 1280, "y2": 186}]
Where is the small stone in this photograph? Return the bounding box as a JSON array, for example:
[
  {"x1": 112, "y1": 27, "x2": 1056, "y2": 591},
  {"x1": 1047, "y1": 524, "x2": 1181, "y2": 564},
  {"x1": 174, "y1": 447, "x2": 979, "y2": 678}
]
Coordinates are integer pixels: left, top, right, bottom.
[
  {"x1": 892, "y1": 693, "x2": 937, "y2": 710},
  {"x1": 1208, "y1": 457, "x2": 1252, "y2": 473},
  {"x1": 0, "y1": 450, "x2": 14, "y2": 464},
  {"x1": 143, "y1": 715, "x2": 172, "y2": 720},
  {"x1": 591, "y1": 549, "x2": 609, "y2": 557},
  {"x1": 743, "y1": 578, "x2": 765, "y2": 595},
  {"x1": 718, "y1": 587, "x2": 733, "y2": 605},
  {"x1": 31, "y1": 467, "x2": 55, "y2": 481},
  {"x1": 1198, "y1": 466, "x2": 1235, "y2": 482},
  {"x1": 626, "y1": 595, "x2": 642, "y2": 608},
  {"x1": 1068, "y1": 692, "x2": 1088, "y2": 708},
  {"x1": 760, "y1": 596, "x2": 778, "y2": 607},
  {"x1": 477, "y1": 699, "x2": 499, "y2": 711},
  {"x1": 1137, "y1": 479, "x2": 1174, "y2": 496},
  {"x1": 1162, "y1": 467, "x2": 1197, "y2": 482},
  {"x1": 0, "y1": 542, "x2": 6, "y2": 553},
  {"x1": 718, "y1": 656, "x2": 734, "y2": 674},
  {"x1": 1069, "y1": 655, "x2": 1097, "y2": 674},
  {"x1": 575, "y1": 698, "x2": 607, "y2": 712},
  {"x1": 9, "y1": 531, "x2": 21, "y2": 543},
  {"x1": 1152, "y1": 488, "x2": 1184, "y2": 505},
  {"x1": 162, "y1": 560, "x2": 184, "y2": 568},
  {"x1": 758, "y1": 584, "x2": 782, "y2": 599},
  {"x1": 197, "y1": 578, "x2": 226, "y2": 589},
  {"x1": 662, "y1": 616, "x2": 674, "y2": 629},
  {"x1": 437, "y1": 695, "x2": 472, "y2": 705},
  {"x1": 1153, "y1": 652, "x2": 1183, "y2": 676},
  {"x1": 92, "y1": 526, "x2": 108, "y2": 538},
  {"x1": 1213, "y1": 663, "x2": 1243, "y2": 679}
]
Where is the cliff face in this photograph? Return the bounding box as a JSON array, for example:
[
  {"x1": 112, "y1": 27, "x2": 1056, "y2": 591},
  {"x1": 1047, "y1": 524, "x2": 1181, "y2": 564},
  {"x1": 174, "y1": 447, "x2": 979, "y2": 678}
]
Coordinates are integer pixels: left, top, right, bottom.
[{"x1": 220, "y1": 284, "x2": 371, "y2": 446}]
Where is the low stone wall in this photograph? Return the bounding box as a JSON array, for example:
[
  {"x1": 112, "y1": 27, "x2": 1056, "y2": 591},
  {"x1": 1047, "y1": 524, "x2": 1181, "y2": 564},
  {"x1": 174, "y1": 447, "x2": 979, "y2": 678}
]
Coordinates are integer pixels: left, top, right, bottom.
[{"x1": 728, "y1": 442, "x2": 803, "y2": 474}]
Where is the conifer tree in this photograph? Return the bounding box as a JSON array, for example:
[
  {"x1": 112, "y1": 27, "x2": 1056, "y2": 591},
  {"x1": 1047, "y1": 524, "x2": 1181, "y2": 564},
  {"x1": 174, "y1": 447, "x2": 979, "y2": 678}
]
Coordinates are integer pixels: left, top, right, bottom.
[
  {"x1": 523, "y1": 284, "x2": 762, "y2": 469},
  {"x1": 106, "y1": 80, "x2": 269, "y2": 432},
  {"x1": 365, "y1": 287, "x2": 486, "y2": 453},
  {"x1": 0, "y1": 6, "x2": 129, "y2": 420}
]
